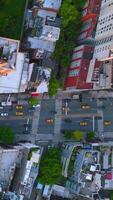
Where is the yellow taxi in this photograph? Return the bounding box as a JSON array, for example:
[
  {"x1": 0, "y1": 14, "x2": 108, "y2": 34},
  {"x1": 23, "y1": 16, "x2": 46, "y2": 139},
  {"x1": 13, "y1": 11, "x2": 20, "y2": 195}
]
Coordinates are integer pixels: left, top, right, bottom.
[
  {"x1": 81, "y1": 104, "x2": 90, "y2": 109},
  {"x1": 16, "y1": 112, "x2": 24, "y2": 116},
  {"x1": 104, "y1": 121, "x2": 111, "y2": 125},
  {"x1": 80, "y1": 121, "x2": 88, "y2": 126},
  {"x1": 16, "y1": 105, "x2": 23, "y2": 109}
]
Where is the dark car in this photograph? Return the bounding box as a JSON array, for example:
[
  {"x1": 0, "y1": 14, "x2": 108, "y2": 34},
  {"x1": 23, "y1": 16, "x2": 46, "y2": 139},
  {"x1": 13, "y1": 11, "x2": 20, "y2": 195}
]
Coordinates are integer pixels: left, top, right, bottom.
[
  {"x1": 24, "y1": 124, "x2": 32, "y2": 128},
  {"x1": 64, "y1": 118, "x2": 72, "y2": 123},
  {"x1": 23, "y1": 131, "x2": 29, "y2": 134}
]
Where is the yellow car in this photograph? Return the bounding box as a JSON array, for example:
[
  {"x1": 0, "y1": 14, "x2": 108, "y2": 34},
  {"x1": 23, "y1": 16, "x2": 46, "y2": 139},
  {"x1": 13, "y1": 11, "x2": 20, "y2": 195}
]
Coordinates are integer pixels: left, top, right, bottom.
[
  {"x1": 46, "y1": 118, "x2": 54, "y2": 124},
  {"x1": 16, "y1": 105, "x2": 23, "y2": 109},
  {"x1": 80, "y1": 121, "x2": 88, "y2": 126},
  {"x1": 81, "y1": 104, "x2": 90, "y2": 109},
  {"x1": 16, "y1": 112, "x2": 23, "y2": 116},
  {"x1": 104, "y1": 121, "x2": 111, "y2": 125}
]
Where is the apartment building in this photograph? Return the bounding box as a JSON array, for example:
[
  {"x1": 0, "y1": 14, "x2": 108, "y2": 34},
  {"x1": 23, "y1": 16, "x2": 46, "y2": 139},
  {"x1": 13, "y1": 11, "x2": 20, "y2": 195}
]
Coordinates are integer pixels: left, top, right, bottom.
[
  {"x1": 64, "y1": 0, "x2": 113, "y2": 92},
  {"x1": 77, "y1": 0, "x2": 101, "y2": 43}
]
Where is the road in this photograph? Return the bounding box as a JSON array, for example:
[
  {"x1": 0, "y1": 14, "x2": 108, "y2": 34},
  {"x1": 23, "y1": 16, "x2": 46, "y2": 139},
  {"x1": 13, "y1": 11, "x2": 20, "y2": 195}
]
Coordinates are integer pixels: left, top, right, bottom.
[
  {"x1": 0, "y1": 103, "x2": 35, "y2": 142},
  {"x1": 1, "y1": 93, "x2": 113, "y2": 144}
]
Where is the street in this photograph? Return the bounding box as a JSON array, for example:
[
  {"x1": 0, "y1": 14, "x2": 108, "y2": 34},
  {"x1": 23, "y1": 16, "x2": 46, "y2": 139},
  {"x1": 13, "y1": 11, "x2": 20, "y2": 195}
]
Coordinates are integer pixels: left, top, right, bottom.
[
  {"x1": 0, "y1": 103, "x2": 34, "y2": 141},
  {"x1": 0, "y1": 93, "x2": 113, "y2": 144}
]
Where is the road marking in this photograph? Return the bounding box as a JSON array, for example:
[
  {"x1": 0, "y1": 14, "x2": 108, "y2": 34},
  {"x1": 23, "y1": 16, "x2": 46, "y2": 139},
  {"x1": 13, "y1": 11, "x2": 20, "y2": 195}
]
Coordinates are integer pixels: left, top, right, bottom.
[{"x1": 58, "y1": 113, "x2": 100, "y2": 119}]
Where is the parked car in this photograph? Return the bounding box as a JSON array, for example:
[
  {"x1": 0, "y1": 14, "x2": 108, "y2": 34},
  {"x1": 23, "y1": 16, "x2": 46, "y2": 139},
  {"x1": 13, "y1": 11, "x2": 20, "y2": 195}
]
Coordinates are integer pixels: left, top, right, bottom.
[
  {"x1": 1, "y1": 113, "x2": 8, "y2": 116},
  {"x1": 33, "y1": 104, "x2": 40, "y2": 108},
  {"x1": 64, "y1": 118, "x2": 72, "y2": 123},
  {"x1": 23, "y1": 131, "x2": 29, "y2": 134}
]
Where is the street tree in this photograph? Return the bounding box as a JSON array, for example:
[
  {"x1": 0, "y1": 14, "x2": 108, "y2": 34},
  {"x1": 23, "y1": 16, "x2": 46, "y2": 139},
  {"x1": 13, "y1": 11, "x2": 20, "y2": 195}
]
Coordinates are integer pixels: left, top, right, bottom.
[
  {"x1": 0, "y1": 127, "x2": 15, "y2": 144},
  {"x1": 86, "y1": 131, "x2": 95, "y2": 140},
  {"x1": 71, "y1": 130, "x2": 84, "y2": 141},
  {"x1": 48, "y1": 74, "x2": 60, "y2": 97}
]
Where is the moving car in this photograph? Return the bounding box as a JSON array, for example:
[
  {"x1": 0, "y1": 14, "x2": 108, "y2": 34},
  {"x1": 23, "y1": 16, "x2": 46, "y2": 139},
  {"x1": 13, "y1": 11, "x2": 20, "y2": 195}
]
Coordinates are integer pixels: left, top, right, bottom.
[
  {"x1": 81, "y1": 104, "x2": 90, "y2": 109},
  {"x1": 45, "y1": 118, "x2": 54, "y2": 124},
  {"x1": 16, "y1": 112, "x2": 23, "y2": 116},
  {"x1": 16, "y1": 105, "x2": 23, "y2": 109},
  {"x1": 80, "y1": 121, "x2": 88, "y2": 126},
  {"x1": 104, "y1": 121, "x2": 111, "y2": 125}
]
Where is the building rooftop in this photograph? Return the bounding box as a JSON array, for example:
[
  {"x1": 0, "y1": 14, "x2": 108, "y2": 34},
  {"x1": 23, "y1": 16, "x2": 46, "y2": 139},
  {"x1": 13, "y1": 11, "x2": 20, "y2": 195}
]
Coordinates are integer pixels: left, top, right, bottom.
[
  {"x1": 0, "y1": 148, "x2": 19, "y2": 189},
  {"x1": 43, "y1": 0, "x2": 62, "y2": 10},
  {"x1": 40, "y1": 25, "x2": 60, "y2": 41},
  {"x1": 28, "y1": 37, "x2": 56, "y2": 52},
  {"x1": 0, "y1": 52, "x2": 25, "y2": 93}
]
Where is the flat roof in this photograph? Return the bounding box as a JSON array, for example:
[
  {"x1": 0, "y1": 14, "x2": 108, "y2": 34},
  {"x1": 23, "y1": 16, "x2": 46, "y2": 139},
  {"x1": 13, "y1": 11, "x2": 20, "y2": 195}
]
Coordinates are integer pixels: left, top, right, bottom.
[
  {"x1": 0, "y1": 52, "x2": 25, "y2": 93},
  {"x1": 40, "y1": 25, "x2": 60, "y2": 41},
  {"x1": 28, "y1": 37, "x2": 55, "y2": 52},
  {"x1": 43, "y1": 0, "x2": 62, "y2": 10}
]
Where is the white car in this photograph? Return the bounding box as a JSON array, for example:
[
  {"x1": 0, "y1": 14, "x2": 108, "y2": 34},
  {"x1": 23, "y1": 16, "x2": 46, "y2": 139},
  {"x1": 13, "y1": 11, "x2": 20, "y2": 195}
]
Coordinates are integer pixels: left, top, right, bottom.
[
  {"x1": 33, "y1": 104, "x2": 40, "y2": 108},
  {"x1": 1, "y1": 113, "x2": 8, "y2": 116}
]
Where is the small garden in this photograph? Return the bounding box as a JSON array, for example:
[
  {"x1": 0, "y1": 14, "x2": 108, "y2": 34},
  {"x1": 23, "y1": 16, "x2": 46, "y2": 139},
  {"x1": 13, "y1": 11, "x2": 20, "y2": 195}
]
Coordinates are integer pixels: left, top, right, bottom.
[{"x1": 38, "y1": 147, "x2": 62, "y2": 185}]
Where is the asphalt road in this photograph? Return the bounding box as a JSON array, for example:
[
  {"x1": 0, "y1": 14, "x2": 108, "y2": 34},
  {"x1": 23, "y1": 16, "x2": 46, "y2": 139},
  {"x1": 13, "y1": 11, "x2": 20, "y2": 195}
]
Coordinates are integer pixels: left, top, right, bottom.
[
  {"x1": 0, "y1": 104, "x2": 34, "y2": 137},
  {"x1": 1, "y1": 93, "x2": 113, "y2": 143},
  {"x1": 61, "y1": 117, "x2": 98, "y2": 132},
  {"x1": 38, "y1": 99, "x2": 55, "y2": 134}
]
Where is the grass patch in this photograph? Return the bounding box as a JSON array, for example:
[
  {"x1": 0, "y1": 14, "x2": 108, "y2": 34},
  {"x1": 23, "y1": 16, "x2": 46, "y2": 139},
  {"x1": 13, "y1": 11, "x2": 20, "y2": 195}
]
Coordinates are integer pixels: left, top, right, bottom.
[{"x1": 0, "y1": 0, "x2": 26, "y2": 39}]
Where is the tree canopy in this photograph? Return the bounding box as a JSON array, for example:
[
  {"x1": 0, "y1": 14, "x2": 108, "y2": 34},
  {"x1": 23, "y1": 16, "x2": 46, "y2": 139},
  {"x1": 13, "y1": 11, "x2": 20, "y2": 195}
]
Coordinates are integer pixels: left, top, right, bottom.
[
  {"x1": 51, "y1": 0, "x2": 85, "y2": 90},
  {"x1": 48, "y1": 74, "x2": 60, "y2": 97},
  {"x1": 38, "y1": 148, "x2": 62, "y2": 185},
  {"x1": 0, "y1": 127, "x2": 15, "y2": 144},
  {"x1": 86, "y1": 132, "x2": 95, "y2": 140},
  {"x1": 28, "y1": 97, "x2": 38, "y2": 106},
  {"x1": 64, "y1": 130, "x2": 84, "y2": 141}
]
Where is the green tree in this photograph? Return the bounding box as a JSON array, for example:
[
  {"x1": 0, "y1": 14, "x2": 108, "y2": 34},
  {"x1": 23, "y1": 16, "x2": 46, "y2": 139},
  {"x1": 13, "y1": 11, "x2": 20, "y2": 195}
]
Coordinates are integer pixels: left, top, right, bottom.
[
  {"x1": 51, "y1": 0, "x2": 85, "y2": 87},
  {"x1": 48, "y1": 74, "x2": 60, "y2": 97},
  {"x1": 0, "y1": 127, "x2": 15, "y2": 144},
  {"x1": 71, "y1": 130, "x2": 84, "y2": 141},
  {"x1": 63, "y1": 130, "x2": 84, "y2": 141},
  {"x1": 28, "y1": 97, "x2": 38, "y2": 106},
  {"x1": 110, "y1": 190, "x2": 113, "y2": 200},
  {"x1": 38, "y1": 148, "x2": 62, "y2": 184},
  {"x1": 86, "y1": 132, "x2": 95, "y2": 140}
]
